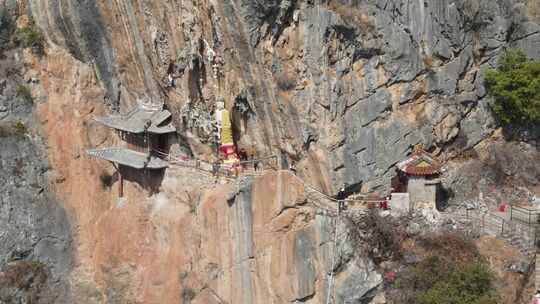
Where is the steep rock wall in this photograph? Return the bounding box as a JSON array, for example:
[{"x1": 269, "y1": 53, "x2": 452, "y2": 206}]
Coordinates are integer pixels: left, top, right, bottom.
[
  {"x1": 6, "y1": 36, "x2": 379, "y2": 301},
  {"x1": 0, "y1": 2, "x2": 72, "y2": 302},
  {"x1": 6, "y1": 0, "x2": 539, "y2": 302},
  {"x1": 29, "y1": 0, "x2": 540, "y2": 195}
]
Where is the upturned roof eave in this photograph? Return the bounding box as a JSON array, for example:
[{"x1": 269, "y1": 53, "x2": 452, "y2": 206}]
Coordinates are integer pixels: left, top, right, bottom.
[
  {"x1": 93, "y1": 107, "x2": 175, "y2": 134},
  {"x1": 86, "y1": 147, "x2": 169, "y2": 169}
]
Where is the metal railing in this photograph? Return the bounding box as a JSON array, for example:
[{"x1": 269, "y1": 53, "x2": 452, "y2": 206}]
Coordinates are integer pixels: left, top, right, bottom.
[
  {"x1": 510, "y1": 205, "x2": 540, "y2": 227},
  {"x1": 151, "y1": 148, "x2": 279, "y2": 177},
  {"x1": 457, "y1": 208, "x2": 538, "y2": 253}
]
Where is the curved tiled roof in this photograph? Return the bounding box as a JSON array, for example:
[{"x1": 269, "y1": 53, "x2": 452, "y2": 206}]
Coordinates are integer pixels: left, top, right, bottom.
[
  {"x1": 396, "y1": 148, "x2": 442, "y2": 176},
  {"x1": 94, "y1": 105, "x2": 176, "y2": 134}
]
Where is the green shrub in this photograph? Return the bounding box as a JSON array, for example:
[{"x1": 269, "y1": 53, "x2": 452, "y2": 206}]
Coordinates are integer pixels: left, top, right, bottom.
[
  {"x1": 99, "y1": 172, "x2": 114, "y2": 189},
  {"x1": 416, "y1": 261, "x2": 497, "y2": 304},
  {"x1": 484, "y1": 49, "x2": 540, "y2": 125},
  {"x1": 15, "y1": 18, "x2": 44, "y2": 55},
  {"x1": 13, "y1": 121, "x2": 27, "y2": 135},
  {"x1": 181, "y1": 288, "x2": 197, "y2": 303},
  {"x1": 395, "y1": 257, "x2": 498, "y2": 304},
  {"x1": 16, "y1": 85, "x2": 33, "y2": 103},
  {"x1": 390, "y1": 233, "x2": 498, "y2": 304}
]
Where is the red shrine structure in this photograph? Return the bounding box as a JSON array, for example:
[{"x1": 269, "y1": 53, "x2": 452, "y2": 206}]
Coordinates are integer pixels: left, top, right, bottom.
[{"x1": 392, "y1": 144, "x2": 442, "y2": 210}]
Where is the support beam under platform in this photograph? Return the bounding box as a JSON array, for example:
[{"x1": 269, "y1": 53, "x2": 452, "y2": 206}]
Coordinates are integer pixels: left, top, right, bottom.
[{"x1": 119, "y1": 173, "x2": 124, "y2": 198}]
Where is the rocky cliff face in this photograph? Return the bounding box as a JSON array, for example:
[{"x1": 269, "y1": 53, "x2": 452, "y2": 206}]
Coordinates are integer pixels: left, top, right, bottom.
[
  {"x1": 1, "y1": 0, "x2": 539, "y2": 302},
  {"x1": 28, "y1": 0, "x2": 540, "y2": 194},
  {"x1": 0, "y1": 2, "x2": 72, "y2": 302}
]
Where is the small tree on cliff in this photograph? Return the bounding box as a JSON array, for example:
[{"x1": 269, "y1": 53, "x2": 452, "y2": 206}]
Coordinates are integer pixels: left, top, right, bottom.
[{"x1": 484, "y1": 49, "x2": 540, "y2": 125}]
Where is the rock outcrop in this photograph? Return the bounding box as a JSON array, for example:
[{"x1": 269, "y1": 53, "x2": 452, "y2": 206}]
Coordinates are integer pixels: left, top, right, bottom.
[{"x1": 0, "y1": 3, "x2": 72, "y2": 302}]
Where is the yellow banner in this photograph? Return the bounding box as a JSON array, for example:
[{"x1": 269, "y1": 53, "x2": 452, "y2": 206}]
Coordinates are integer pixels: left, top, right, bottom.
[{"x1": 220, "y1": 110, "x2": 233, "y2": 145}]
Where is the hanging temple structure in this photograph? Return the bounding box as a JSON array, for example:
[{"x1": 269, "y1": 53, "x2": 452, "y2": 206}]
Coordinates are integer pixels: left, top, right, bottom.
[{"x1": 86, "y1": 97, "x2": 241, "y2": 197}]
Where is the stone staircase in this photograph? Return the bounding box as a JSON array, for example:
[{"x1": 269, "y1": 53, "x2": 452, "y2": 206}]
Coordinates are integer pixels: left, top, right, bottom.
[
  {"x1": 301, "y1": 181, "x2": 373, "y2": 218},
  {"x1": 501, "y1": 224, "x2": 537, "y2": 257},
  {"x1": 302, "y1": 184, "x2": 340, "y2": 216}
]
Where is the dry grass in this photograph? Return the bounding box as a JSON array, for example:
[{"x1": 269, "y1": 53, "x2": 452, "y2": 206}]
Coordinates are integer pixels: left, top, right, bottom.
[
  {"x1": 418, "y1": 233, "x2": 479, "y2": 264},
  {"x1": 327, "y1": 2, "x2": 375, "y2": 34},
  {"x1": 423, "y1": 55, "x2": 434, "y2": 70},
  {"x1": 348, "y1": 210, "x2": 408, "y2": 263},
  {"x1": 0, "y1": 261, "x2": 47, "y2": 291},
  {"x1": 528, "y1": 0, "x2": 540, "y2": 22},
  {"x1": 0, "y1": 121, "x2": 27, "y2": 138},
  {"x1": 0, "y1": 124, "x2": 14, "y2": 137}
]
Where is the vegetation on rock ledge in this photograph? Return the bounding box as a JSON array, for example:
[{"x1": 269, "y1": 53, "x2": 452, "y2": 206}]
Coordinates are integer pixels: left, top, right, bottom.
[
  {"x1": 391, "y1": 234, "x2": 498, "y2": 304},
  {"x1": 327, "y1": 1, "x2": 375, "y2": 33},
  {"x1": 485, "y1": 49, "x2": 540, "y2": 125},
  {"x1": 15, "y1": 18, "x2": 44, "y2": 55},
  {"x1": 16, "y1": 85, "x2": 33, "y2": 104}
]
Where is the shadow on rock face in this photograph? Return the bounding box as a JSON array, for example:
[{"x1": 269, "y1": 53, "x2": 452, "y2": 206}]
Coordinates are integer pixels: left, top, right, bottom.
[
  {"x1": 500, "y1": 122, "x2": 540, "y2": 144},
  {"x1": 39, "y1": 0, "x2": 120, "y2": 107},
  {"x1": 119, "y1": 165, "x2": 165, "y2": 196},
  {"x1": 0, "y1": 134, "x2": 74, "y2": 303},
  {"x1": 0, "y1": 38, "x2": 73, "y2": 302}
]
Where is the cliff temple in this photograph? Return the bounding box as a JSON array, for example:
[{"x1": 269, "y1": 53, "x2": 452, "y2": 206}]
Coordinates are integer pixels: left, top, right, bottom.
[
  {"x1": 86, "y1": 102, "x2": 176, "y2": 197},
  {"x1": 392, "y1": 145, "x2": 442, "y2": 211}
]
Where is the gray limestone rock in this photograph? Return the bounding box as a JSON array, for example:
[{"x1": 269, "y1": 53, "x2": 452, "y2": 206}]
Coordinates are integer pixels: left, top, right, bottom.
[
  {"x1": 458, "y1": 99, "x2": 496, "y2": 149},
  {"x1": 5, "y1": 0, "x2": 538, "y2": 301},
  {"x1": 0, "y1": 108, "x2": 72, "y2": 304},
  {"x1": 346, "y1": 88, "x2": 392, "y2": 128},
  {"x1": 238, "y1": 0, "x2": 296, "y2": 47},
  {"x1": 344, "y1": 116, "x2": 418, "y2": 191},
  {"x1": 335, "y1": 258, "x2": 382, "y2": 304},
  {"x1": 295, "y1": 228, "x2": 316, "y2": 300},
  {"x1": 0, "y1": 40, "x2": 72, "y2": 303},
  {"x1": 34, "y1": 1, "x2": 119, "y2": 107}
]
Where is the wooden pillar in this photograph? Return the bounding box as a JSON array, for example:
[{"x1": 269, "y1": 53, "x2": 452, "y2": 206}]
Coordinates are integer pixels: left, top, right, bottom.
[{"x1": 119, "y1": 173, "x2": 124, "y2": 198}]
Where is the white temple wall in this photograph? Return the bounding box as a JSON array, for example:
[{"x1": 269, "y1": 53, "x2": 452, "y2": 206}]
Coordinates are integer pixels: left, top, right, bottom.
[
  {"x1": 408, "y1": 177, "x2": 437, "y2": 210},
  {"x1": 390, "y1": 193, "x2": 410, "y2": 215}
]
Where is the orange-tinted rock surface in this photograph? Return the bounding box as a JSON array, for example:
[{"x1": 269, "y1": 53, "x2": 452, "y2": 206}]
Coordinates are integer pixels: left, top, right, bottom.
[{"x1": 1, "y1": 0, "x2": 539, "y2": 302}]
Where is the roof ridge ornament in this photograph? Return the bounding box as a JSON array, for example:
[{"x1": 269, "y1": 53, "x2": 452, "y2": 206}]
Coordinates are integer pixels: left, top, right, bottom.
[
  {"x1": 412, "y1": 143, "x2": 425, "y2": 155},
  {"x1": 137, "y1": 96, "x2": 163, "y2": 112},
  {"x1": 396, "y1": 143, "x2": 443, "y2": 176}
]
